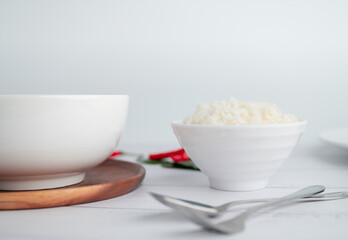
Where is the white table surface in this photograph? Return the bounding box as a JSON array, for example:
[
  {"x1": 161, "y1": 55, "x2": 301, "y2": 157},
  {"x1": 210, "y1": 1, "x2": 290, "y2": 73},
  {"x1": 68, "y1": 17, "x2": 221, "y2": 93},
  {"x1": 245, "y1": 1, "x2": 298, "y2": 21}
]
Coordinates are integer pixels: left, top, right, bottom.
[{"x1": 1, "y1": 142, "x2": 348, "y2": 240}]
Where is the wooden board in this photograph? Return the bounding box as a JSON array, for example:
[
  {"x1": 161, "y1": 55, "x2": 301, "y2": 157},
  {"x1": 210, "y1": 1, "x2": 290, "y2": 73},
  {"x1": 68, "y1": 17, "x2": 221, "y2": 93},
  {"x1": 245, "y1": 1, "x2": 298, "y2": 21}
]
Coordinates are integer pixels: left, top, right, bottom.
[{"x1": 0, "y1": 159, "x2": 146, "y2": 210}]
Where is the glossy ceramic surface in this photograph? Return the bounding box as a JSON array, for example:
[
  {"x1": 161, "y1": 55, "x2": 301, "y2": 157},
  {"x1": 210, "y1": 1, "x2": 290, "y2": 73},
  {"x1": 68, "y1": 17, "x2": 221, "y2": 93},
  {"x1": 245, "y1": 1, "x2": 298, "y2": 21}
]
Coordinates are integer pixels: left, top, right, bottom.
[
  {"x1": 172, "y1": 120, "x2": 307, "y2": 191},
  {"x1": 0, "y1": 95, "x2": 128, "y2": 190}
]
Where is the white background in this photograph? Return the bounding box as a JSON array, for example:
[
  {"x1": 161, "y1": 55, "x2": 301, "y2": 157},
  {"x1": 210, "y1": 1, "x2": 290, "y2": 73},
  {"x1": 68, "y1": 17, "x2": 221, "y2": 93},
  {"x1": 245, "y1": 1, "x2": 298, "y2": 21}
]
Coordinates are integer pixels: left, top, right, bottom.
[{"x1": 1, "y1": 0, "x2": 347, "y2": 145}]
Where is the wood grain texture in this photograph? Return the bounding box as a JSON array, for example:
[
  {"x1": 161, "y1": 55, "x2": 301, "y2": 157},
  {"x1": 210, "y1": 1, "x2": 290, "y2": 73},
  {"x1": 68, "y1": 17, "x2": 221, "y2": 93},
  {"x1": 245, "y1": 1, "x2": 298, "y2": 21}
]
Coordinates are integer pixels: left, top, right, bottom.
[{"x1": 0, "y1": 159, "x2": 146, "y2": 210}]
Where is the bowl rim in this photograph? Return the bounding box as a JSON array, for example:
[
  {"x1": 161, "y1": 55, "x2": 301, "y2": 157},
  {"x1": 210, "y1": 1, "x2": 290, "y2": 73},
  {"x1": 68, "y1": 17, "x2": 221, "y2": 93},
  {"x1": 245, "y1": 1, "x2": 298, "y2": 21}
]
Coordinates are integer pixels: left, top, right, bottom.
[{"x1": 171, "y1": 119, "x2": 307, "y2": 129}]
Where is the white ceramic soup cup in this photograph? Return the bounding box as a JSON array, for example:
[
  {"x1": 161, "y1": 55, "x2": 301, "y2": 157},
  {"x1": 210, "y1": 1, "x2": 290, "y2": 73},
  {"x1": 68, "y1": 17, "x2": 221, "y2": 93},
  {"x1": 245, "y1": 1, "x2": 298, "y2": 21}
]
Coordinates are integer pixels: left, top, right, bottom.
[
  {"x1": 172, "y1": 120, "x2": 306, "y2": 191},
  {"x1": 0, "y1": 95, "x2": 128, "y2": 190}
]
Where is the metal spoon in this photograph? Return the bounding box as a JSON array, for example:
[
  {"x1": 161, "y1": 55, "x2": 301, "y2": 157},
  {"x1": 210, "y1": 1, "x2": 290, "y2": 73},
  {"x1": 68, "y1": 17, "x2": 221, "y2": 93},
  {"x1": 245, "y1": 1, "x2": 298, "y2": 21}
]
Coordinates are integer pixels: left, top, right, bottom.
[
  {"x1": 179, "y1": 185, "x2": 326, "y2": 234},
  {"x1": 150, "y1": 189, "x2": 348, "y2": 217}
]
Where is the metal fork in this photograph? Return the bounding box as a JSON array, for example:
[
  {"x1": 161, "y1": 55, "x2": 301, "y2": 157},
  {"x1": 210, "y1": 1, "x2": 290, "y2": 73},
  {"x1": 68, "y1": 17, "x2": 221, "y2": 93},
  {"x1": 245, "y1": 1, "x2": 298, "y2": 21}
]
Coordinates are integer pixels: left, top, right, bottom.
[
  {"x1": 150, "y1": 191, "x2": 347, "y2": 217},
  {"x1": 173, "y1": 185, "x2": 325, "y2": 234}
]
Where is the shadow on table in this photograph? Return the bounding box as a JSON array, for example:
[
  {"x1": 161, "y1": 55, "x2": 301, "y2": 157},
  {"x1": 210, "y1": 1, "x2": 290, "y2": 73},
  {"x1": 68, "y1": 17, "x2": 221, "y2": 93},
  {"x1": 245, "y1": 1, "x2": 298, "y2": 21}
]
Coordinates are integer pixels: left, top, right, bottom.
[
  {"x1": 139, "y1": 212, "x2": 233, "y2": 238},
  {"x1": 166, "y1": 229, "x2": 232, "y2": 238},
  {"x1": 138, "y1": 211, "x2": 185, "y2": 223},
  {"x1": 311, "y1": 144, "x2": 348, "y2": 168}
]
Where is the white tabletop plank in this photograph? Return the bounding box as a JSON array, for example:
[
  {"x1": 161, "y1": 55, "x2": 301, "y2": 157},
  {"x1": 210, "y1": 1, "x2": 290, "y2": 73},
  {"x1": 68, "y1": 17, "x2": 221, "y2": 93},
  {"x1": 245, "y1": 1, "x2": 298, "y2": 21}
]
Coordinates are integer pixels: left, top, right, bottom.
[{"x1": 1, "y1": 142, "x2": 348, "y2": 239}]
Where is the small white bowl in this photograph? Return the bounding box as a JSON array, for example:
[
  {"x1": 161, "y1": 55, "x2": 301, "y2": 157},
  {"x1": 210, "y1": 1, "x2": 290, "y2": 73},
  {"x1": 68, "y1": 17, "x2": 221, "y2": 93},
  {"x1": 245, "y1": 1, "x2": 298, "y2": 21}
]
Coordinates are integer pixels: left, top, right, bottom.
[
  {"x1": 172, "y1": 120, "x2": 306, "y2": 191},
  {"x1": 0, "y1": 95, "x2": 128, "y2": 190}
]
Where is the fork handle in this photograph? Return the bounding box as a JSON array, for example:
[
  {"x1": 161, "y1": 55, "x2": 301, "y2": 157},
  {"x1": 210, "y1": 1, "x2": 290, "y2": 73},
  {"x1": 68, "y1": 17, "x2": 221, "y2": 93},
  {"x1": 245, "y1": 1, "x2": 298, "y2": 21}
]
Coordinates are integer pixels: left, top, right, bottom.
[
  {"x1": 235, "y1": 185, "x2": 325, "y2": 220},
  {"x1": 218, "y1": 190, "x2": 344, "y2": 212}
]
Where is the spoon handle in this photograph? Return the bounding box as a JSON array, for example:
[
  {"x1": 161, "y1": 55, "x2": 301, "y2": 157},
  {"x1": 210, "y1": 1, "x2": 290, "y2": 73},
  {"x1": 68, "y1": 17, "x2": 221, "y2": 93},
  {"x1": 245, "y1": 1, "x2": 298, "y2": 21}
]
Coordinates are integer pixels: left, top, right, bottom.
[
  {"x1": 233, "y1": 185, "x2": 325, "y2": 221},
  {"x1": 217, "y1": 191, "x2": 346, "y2": 212}
]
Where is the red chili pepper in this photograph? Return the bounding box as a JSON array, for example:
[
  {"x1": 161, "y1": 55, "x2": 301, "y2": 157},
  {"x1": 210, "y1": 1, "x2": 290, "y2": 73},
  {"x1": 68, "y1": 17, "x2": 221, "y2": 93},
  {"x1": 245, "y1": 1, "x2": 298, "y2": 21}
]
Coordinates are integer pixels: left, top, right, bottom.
[
  {"x1": 111, "y1": 149, "x2": 190, "y2": 162},
  {"x1": 149, "y1": 149, "x2": 184, "y2": 160},
  {"x1": 110, "y1": 151, "x2": 122, "y2": 157},
  {"x1": 149, "y1": 148, "x2": 189, "y2": 162},
  {"x1": 170, "y1": 151, "x2": 189, "y2": 162}
]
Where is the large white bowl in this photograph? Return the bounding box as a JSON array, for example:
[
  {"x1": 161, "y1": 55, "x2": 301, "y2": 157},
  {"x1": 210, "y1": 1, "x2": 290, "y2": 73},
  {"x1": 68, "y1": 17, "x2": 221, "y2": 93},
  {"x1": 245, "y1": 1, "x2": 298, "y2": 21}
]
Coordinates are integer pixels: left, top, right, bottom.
[
  {"x1": 0, "y1": 95, "x2": 128, "y2": 190},
  {"x1": 172, "y1": 120, "x2": 306, "y2": 191}
]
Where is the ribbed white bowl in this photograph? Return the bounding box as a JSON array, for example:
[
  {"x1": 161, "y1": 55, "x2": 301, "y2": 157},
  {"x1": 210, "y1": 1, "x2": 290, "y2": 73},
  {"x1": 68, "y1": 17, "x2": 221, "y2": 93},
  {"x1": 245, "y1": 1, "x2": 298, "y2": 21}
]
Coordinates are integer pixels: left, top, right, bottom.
[
  {"x1": 172, "y1": 120, "x2": 307, "y2": 191},
  {"x1": 0, "y1": 95, "x2": 128, "y2": 190}
]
